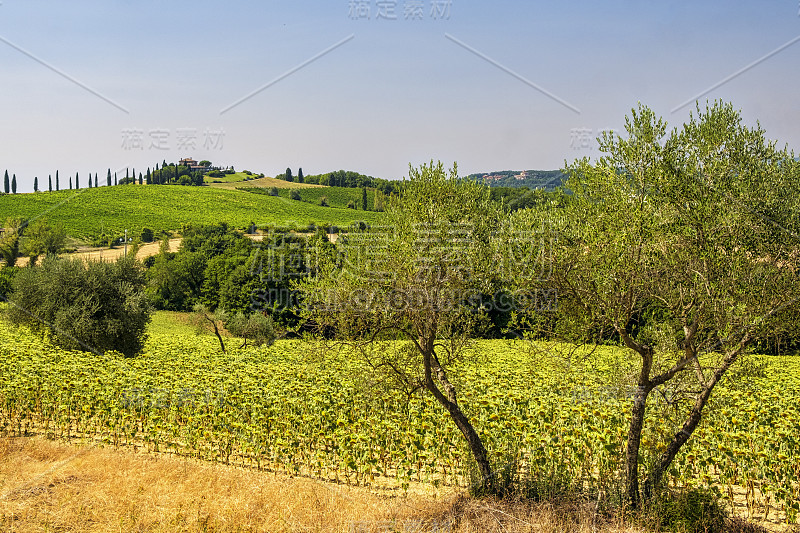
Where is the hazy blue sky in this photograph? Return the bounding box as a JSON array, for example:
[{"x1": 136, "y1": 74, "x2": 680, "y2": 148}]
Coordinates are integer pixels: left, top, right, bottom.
[{"x1": 1, "y1": 1, "x2": 798, "y2": 191}]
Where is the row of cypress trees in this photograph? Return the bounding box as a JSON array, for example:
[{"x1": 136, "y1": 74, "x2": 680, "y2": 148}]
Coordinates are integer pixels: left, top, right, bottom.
[{"x1": 2, "y1": 162, "x2": 188, "y2": 193}]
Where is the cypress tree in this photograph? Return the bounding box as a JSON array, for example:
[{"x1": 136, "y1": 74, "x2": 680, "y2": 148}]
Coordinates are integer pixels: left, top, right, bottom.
[
  {"x1": 362, "y1": 187, "x2": 368, "y2": 210},
  {"x1": 48, "y1": 175, "x2": 52, "y2": 192},
  {"x1": 95, "y1": 173, "x2": 98, "y2": 188},
  {"x1": 88, "y1": 173, "x2": 92, "y2": 188},
  {"x1": 132, "y1": 168, "x2": 136, "y2": 185},
  {"x1": 125, "y1": 168, "x2": 129, "y2": 184},
  {"x1": 75, "y1": 172, "x2": 79, "y2": 190},
  {"x1": 69, "y1": 176, "x2": 73, "y2": 190},
  {"x1": 34, "y1": 176, "x2": 39, "y2": 192},
  {"x1": 146, "y1": 168, "x2": 151, "y2": 185},
  {"x1": 107, "y1": 169, "x2": 112, "y2": 187},
  {"x1": 3, "y1": 170, "x2": 8, "y2": 194},
  {"x1": 56, "y1": 170, "x2": 60, "y2": 191},
  {"x1": 11, "y1": 174, "x2": 17, "y2": 194},
  {"x1": 298, "y1": 168, "x2": 304, "y2": 183},
  {"x1": 114, "y1": 173, "x2": 118, "y2": 186},
  {"x1": 285, "y1": 167, "x2": 293, "y2": 182},
  {"x1": 139, "y1": 172, "x2": 143, "y2": 185}
]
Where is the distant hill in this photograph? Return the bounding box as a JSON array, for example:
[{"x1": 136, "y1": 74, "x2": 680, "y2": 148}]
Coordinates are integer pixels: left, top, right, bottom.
[{"x1": 466, "y1": 170, "x2": 566, "y2": 190}]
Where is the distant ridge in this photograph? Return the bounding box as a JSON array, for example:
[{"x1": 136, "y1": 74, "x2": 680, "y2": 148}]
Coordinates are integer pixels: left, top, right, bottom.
[{"x1": 466, "y1": 169, "x2": 566, "y2": 190}]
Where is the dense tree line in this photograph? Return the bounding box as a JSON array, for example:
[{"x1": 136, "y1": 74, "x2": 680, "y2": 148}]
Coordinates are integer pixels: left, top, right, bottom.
[
  {"x1": 145, "y1": 223, "x2": 332, "y2": 327},
  {"x1": 276, "y1": 168, "x2": 401, "y2": 195}
]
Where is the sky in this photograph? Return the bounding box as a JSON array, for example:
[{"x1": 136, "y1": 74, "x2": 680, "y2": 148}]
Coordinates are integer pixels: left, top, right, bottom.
[{"x1": 1, "y1": 0, "x2": 799, "y2": 192}]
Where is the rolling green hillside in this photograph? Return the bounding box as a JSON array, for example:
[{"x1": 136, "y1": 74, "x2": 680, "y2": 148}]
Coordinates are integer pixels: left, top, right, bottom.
[
  {"x1": 241, "y1": 185, "x2": 377, "y2": 210},
  {"x1": 0, "y1": 186, "x2": 383, "y2": 240}
]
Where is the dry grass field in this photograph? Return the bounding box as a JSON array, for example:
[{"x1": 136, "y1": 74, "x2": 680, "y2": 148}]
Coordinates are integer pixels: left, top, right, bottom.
[{"x1": 0, "y1": 437, "x2": 649, "y2": 533}]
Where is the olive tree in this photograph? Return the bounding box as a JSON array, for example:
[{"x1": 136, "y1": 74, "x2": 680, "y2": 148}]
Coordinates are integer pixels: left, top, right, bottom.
[
  {"x1": 21, "y1": 219, "x2": 66, "y2": 266},
  {"x1": 298, "y1": 161, "x2": 504, "y2": 492},
  {"x1": 6, "y1": 255, "x2": 151, "y2": 357},
  {"x1": 524, "y1": 102, "x2": 800, "y2": 508}
]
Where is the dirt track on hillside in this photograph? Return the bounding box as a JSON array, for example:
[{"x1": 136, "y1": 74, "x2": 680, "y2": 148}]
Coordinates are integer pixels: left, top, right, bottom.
[{"x1": 12, "y1": 233, "x2": 338, "y2": 267}]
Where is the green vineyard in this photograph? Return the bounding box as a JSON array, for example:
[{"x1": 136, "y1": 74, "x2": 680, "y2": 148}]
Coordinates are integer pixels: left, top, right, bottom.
[{"x1": 1, "y1": 321, "x2": 798, "y2": 523}]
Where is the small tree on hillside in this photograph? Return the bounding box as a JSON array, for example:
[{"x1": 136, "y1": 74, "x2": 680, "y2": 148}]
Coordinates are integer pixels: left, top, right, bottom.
[
  {"x1": 285, "y1": 167, "x2": 293, "y2": 182},
  {"x1": 11, "y1": 174, "x2": 16, "y2": 194},
  {"x1": 34, "y1": 176, "x2": 39, "y2": 192},
  {"x1": 297, "y1": 168, "x2": 304, "y2": 183},
  {"x1": 48, "y1": 175, "x2": 52, "y2": 192},
  {"x1": 3, "y1": 171, "x2": 8, "y2": 194},
  {"x1": 361, "y1": 187, "x2": 368, "y2": 210},
  {"x1": 56, "y1": 170, "x2": 60, "y2": 191},
  {"x1": 75, "y1": 172, "x2": 79, "y2": 190},
  {"x1": 107, "y1": 169, "x2": 112, "y2": 187},
  {"x1": 94, "y1": 173, "x2": 98, "y2": 188}
]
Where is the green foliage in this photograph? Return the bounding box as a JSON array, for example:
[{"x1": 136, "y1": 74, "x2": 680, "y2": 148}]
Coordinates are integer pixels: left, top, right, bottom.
[
  {"x1": 290, "y1": 189, "x2": 301, "y2": 201},
  {"x1": 20, "y1": 219, "x2": 66, "y2": 266},
  {"x1": 643, "y1": 488, "x2": 726, "y2": 533},
  {"x1": 269, "y1": 186, "x2": 279, "y2": 197},
  {"x1": 0, "y1": 266, "x2": 16, "y2": 299},
  {"x1": 146, "y1": 224, "x2": 316, "y2": 327},
  {"x1": 5, "y1": 255, "x2": 151, "y2": 357},
  {"x1": 319, "y1": 196, "x2": 328, "y2": 207},
  {"x1": 140, "y1": 227, "x2": 154, "y2": 243},
  {"x1": 0, "y1": 217, "x2": 25, "y2": 267},
  {"x1": 522, "y1": 101, "x2": 800, "y2": 508},
  {"x1": 225, "y1": 311, "x2": 276, "y2": 347}
]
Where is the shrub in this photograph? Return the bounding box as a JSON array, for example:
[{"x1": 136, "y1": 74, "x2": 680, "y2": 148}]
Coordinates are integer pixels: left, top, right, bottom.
[
  {"x1": 225, "y1": 311, "x2": 276, "y2": 348},
  {"x1": 0, "y1": 266, "x2": 17, "y2": 299},
  {"x1": 644, "y1": 488, "x2": 727, "y2": 533},
  {"x1": 319, "y1": 196, "x2": 329, "y2": 207},
  {"x1": 140, "y1": 227, "x2": 154, "y2": 243},
  {"x1": 269, "y1": 187, "x2": 279, "y2": 197},
  {"x1": 347, "y1": 200, "x2": 355, "y2": 209},
  {"x1": 290, "y1": 190, "x2": 301, "y2": 201},
  {"x1": 5, "y1": 255, "x2": 151, "y2": 357}
]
